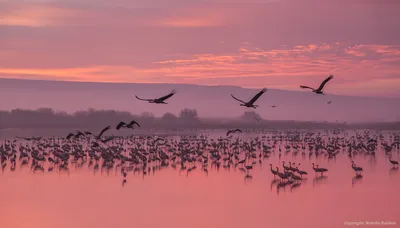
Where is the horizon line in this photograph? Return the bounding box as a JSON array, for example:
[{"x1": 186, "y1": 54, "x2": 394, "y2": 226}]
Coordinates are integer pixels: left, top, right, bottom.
[{"x1": 2, "y1": 77, "x2": 400, "y2": 100}]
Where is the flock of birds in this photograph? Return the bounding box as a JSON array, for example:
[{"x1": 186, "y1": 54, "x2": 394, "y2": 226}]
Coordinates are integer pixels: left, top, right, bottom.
[
  {"x1": 134, "y1": 75, "x2": 334, "y2": 108},
  {"x1": 1, "y1": 74, "x2": 400, "y2": 193},
  {"x1": 2, "y1": 127, "x2": 400, "y2": 192}
]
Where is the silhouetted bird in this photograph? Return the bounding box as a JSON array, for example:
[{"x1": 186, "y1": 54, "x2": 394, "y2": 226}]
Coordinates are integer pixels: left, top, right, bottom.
[
  {"x1": 231, "y1": 88, "x2": 267, "y2": 108},
  {"x1": 85, "y1": 126, "x2": 111, "y2": 139},
  {"x1": 66, "y1": 133, "x2": 75, "y2": 140},
  {"x1": 116, "y1": 120, "x2": 140, "y2": 130},
  {"x1": 135, "y1": 90, "x2": 176, "y2": 104},
  {"x1": 300, "y1": 75, "x2": 334, "y2": 95},
  {"x1": 227, "y1": 129, "x2": 242, "y2": 136},
  {"x1": 389, "y1": 156, "x2": 398, "y2": 167}
]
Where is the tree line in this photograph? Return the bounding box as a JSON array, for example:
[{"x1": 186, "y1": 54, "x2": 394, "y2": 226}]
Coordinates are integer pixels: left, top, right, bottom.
[{"x1": 0, "y1": 108, "x2": 399, "y2": 130}]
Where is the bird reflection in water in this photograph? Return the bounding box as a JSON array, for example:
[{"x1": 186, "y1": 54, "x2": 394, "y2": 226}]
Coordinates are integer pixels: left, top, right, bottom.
[
  {"x1": 244, "y1": 174, "x2": 253, "y2": 184},
  {"x1": 290, "y1": 182, "x2": 302, "y2": 192},
  {"x1": 312, "y1": 176, "x2": 328, "y2": 187},
  {"x1": 389, "y1": 166, "x2": 398, "y2": 178},
  {"x1": 352, "y1": 174, "x2": 363, "y2": 188}
]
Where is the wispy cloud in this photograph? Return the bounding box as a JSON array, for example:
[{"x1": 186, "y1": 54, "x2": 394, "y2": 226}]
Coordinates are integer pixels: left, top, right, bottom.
[
  {"x1": 1, "y1": 0, "x2": 400, "y2": 97},
  {"x1": 1, "y1": 42, "x2": 399, "y2": 96},
  {"x1": 0, "y1": 3, "x2": 85, "y2": 27}
]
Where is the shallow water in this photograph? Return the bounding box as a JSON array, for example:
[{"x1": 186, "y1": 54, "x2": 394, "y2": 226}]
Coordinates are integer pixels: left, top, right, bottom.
[{"x1": 1, "y1": 131, "x2": 399, "y2": 228}]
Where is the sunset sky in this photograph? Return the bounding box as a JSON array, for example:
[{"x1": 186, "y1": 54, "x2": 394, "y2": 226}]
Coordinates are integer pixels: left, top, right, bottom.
[{"x1": 1, "y1": 0, "x2": 400, "y2": 97}]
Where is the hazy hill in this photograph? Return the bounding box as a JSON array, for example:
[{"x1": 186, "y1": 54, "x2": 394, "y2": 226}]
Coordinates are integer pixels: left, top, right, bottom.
[{"x1": 1, "y1": 78, "x2": 399, "y2": 123}]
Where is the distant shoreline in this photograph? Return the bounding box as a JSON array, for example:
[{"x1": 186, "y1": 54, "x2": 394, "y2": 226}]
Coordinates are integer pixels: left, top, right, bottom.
[{"x1": 1, "y1": 108, "x2": 399, "y2": 134}]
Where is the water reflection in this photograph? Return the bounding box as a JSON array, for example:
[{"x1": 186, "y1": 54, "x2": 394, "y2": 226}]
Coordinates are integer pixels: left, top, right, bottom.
[
  {"x1": 389, "y1": 166, "x2": 398, "y2": 178},
  {"x1": 352, "y1": 174, "x2": 363, "y2": 188},
  {"x1": 0, "y1": 130, "x2": 400, "y2": 228},
  {"x1": 313, "y1": 176, "x2": 328, "y2": 187}
]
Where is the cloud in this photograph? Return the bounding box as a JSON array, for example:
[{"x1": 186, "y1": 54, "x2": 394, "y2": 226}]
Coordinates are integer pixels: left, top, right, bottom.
[
  {"x1": 0, "y1": 3, "x2": 86, "y2": 27},
  {"x1": 1, "y1": 42, "x2": 399, "y2": 97}
]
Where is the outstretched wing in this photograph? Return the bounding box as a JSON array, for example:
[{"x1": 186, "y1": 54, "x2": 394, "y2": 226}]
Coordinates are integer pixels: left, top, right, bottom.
[
  {"x1": 226, "y1": 130, "x2": 233, "y2": 136},
  {"x1": 116, "y1": 122, "x2": 126, "y2": 130},
  {"x1": 135, "y1": 95, "x2": 153, "y2": 101},
  {"x1": 231, "y1": 94, "x2": 246, "y2": 104},
  {"x1": 16, "y1": 136, "x2": 29, "y2": 140},
  {"x1": 97, "y1": 125, "x2": 111, "y2": 138},
  {"x1": 316, "y1": 75, "x2": 334, "y2": 91},
  {"x1": 75, "y1": 131, "x2": 85, "y2": 136},
  {"x1": 235, "y1": 129, "x2": 243, "y2": 133},
  {"x1": 66, "y1": 133, "x2": 74, "y2": 139},
  {"x1": 129, "y1": 120, "x2": 140, "y2": 128},
  {"x1": 101, "y1": 136, "x2": 116, "y2": 143},
  {"x1": 300, "y1": 85, "x2": 314, "y2": 90},
  {"x1": 158, "y1": 90, "x2": 176, "y2": 101},
  {"x1": 248, "y1": 88, "x2": 267, "y2": 104}
]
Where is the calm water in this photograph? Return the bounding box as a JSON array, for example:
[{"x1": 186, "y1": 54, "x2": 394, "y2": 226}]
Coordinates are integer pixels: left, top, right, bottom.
[{"x1": 1, "y1": 130, "x2": 399, "y2": 228}]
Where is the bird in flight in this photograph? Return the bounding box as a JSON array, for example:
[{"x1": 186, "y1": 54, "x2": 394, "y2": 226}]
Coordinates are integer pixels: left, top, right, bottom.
[
  {"x1": 85, "y1": 126, "x2": 111, "y2": 140},
  {"x1": 327, "y1": 100, "x2": 332, "y2": 104},
  {"x1": 253, "y1": 116, "x2": 262, "y2": 121},
  {"x1": 16, "y1": 136, "x2": 41, "y2": 141},
  {"x1": 231, "y1": 88, "x2": 267, "y2": 108},
  {"x1": 269, "y1": 105, "x2": 278, "y2": 108},
  {"x1": 135, "y1": 90, "x2": 176, "y2": 104},
  {"x1": 300, "y1": 75, "x2": 333, "y2": 95},
  {"x1": 226, "y1": 129, "x2": 242, "y2": 136},
  {"x1": 116, "y1": 120, "x2": 140, "y2": 130}
]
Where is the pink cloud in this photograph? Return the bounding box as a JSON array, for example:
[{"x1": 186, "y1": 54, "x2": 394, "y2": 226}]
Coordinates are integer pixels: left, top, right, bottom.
[{"x1": 1, "y1": 0, "x2": 400, "y2": 97}]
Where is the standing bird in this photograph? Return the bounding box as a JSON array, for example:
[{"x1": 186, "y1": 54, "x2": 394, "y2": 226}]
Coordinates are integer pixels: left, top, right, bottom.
[
  {"x1": 135, "y1": 90, "x2": 176, "y2": 104},
  {"x1": 388, "y1": 156, "x2": 398, "y2": 167},
  {"x1": 300, "y1": 75, "x2": 334, "y2": 95},
  {"x1": 226, "y1": 129, "x2": 242, "y2": 136},
  {"x1": 269, "y1": 164, "x2": 278, "y2": 178},
  {"x1": 351, "y1": 161, "x2": 363, "y2": 175},
  {"x1": 231, "y1": 88, "x2": 267, "y2": 108},
  {"x1": 116, "y1": 120, "x2": 140, "y2": 130},
  {"x1": 312, "y1": 163, "x2": 328, "y2": 176}
]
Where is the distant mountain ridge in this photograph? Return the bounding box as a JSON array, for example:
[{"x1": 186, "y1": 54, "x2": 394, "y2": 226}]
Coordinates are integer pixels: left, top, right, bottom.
[{"x1": 1, "y1": 78, "x2": 399, "y2": 123}]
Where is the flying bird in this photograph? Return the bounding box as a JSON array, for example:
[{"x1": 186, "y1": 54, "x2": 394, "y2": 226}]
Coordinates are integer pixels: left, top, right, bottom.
[
  {"x1": 16, "y1": 136, "x2": 42, "y2": 141},
  {"x1": 327, "y1": 101, "x2": 332, "y2": 104},
  {"x1": 300, "y1": 75, "x2": 333, "y2": 95},
  {"x1": 100, "y1": 136, "x2": 116, "y2": 143},
  {"x1": 231, "y1": 88, "x2": 267, "y2": 108},
  {"x1": 116, "y1": 120, "x2": 140, "y2": 130},
  {"x1": 253, "y1": 117, "x2": 262, "y2": 121},
  {"x1": 135, "y1": 90, "x2": 176, "y2": 104},
  {"x1": 226, "y1": 129, "x2": 242, "y2": 136},
  {"x1": 85, "y1": 126, "x2": 111, "y2": 139},
  {"x1": 269, "y1": 105, "x2": 278, "y2": 108},
  {"x1": 74, "y1": 131, "x2": 85, "y2": 139},
  {"x1": 66, "y1": 133, "x2": 75, "y2": 140}
]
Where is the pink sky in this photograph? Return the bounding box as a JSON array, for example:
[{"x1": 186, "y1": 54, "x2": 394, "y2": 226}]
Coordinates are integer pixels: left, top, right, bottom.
[{"x1": 1, "y1": 0, "x2": 400, "y2": 97}]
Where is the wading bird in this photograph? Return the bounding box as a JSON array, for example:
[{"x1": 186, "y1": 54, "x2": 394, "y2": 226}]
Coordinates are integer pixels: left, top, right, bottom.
[
  {"x1": 231, "y1": 88, "x2": 267, "y2": 108},
  {"x1": 312, "y1": 163, "x2": 328, "y2": 176},
  {"x1": 388, "y1": 156, "x2": 398, "y2": 167},
  {"x1": 300, "y1": 75, "x2": 334, "y2": 95},
  {"x1": 135, "y1": 90, "x2": 176, "y2": 104},
  {"x1": 351, "y1": 161, "x2": 363, "y2": 175}
]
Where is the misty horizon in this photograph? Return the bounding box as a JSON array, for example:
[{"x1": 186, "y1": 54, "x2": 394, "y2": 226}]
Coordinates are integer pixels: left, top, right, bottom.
[{"x1": 1, "y1": 78, "x2": 400, "y2": 123}]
